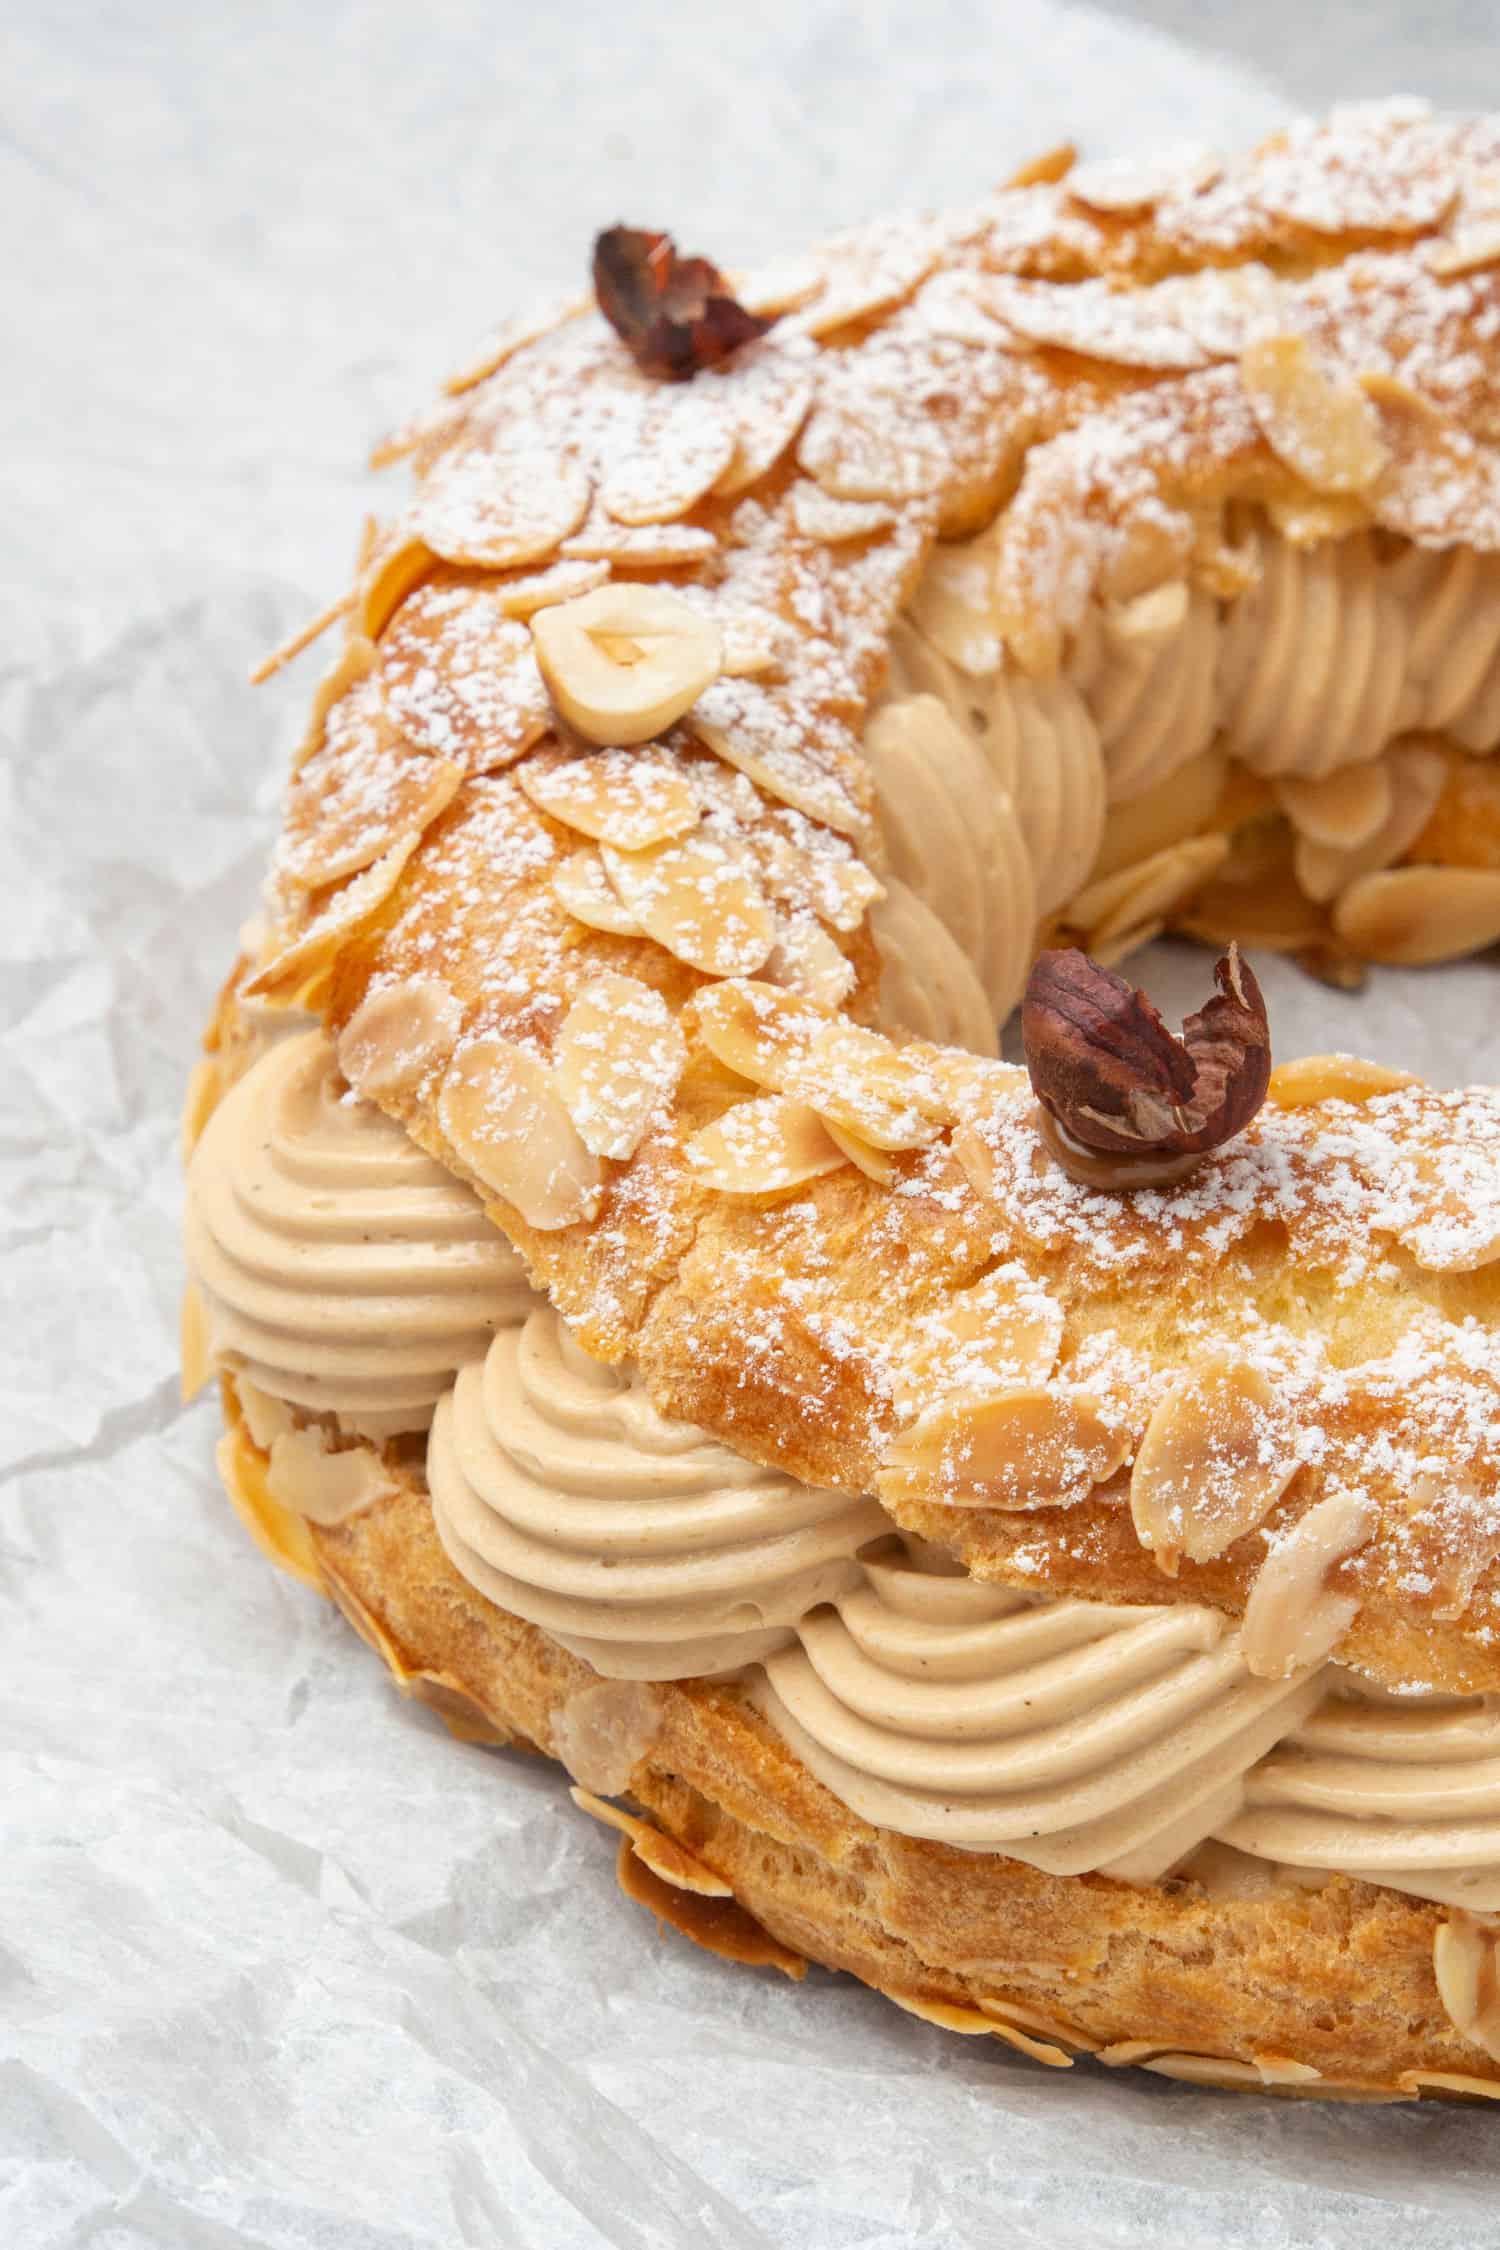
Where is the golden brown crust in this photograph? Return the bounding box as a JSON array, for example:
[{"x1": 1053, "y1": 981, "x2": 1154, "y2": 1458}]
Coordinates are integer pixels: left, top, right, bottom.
[{"x1": 211, "y1": 1390, "x2": 1495, "y2": 2100}]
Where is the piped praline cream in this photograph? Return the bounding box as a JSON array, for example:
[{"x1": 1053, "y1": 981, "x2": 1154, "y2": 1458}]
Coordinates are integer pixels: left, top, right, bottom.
[{"x1": 186, "y1": 1031, "x2": 532, "y2": 1439}]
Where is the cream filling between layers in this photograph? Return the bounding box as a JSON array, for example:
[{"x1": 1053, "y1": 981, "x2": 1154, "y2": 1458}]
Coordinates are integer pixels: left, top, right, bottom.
[
  {"x1": 186, "y1": 1030, "x2": 533, "y2": 1438},
  {"x1": 420, "y1": 1304, "x2": 1500, "y2": 1911}
]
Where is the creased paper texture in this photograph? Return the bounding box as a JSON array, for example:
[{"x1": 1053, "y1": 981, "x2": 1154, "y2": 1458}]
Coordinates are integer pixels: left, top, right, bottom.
[{"x1": 5, "y1": 3, "x2": 1500, "y2": 2245}]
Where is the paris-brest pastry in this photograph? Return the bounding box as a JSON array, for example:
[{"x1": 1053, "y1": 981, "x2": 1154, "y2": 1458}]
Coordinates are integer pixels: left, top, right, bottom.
[{"x1": 185, "y1": 102, "x2": 1500, "y2": 2098}]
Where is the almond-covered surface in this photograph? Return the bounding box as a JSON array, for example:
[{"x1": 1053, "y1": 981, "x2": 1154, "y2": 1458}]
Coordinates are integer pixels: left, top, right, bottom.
[{"x1": 217, "y1": 103, "x2": 1500, "y2": 1704}]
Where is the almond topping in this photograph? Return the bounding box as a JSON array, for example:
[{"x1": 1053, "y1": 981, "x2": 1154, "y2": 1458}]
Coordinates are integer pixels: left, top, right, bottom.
[
  {"x1": 889, "y1": 1265, "x2": 1064, "y2": 1421},
  {"x1": 1067, "y1": 143, "x2": 1223, "y2": 213},
  {"x1": 601, "y1": 833, "x2": 774, "y2": 977},
  {"x1": 437, "y1": 1036, "x2": 602, "y2": 1229},
  {"x1": 601, "y1": 388, "x2": 736, "y2": 525},
  {"x1": 691, "y1": 977, "x2": 832, "y2": 1088},
  {"x1": 1240, "y1": 1491, "x2": 1376, "y2": 1677},
  {"x1": 1430, "y1": 218, "x2": 1500, "y2": 278},
  {"x1": 532, "y1": 585, "x2": 721, "y2": 747},
  {"x1": 685, "y1": 1095, "x2": 848, "y2": 1195},
  {"x1": 569, "y1": 1788, "x2": 732, "y2": 1897},
  {"x1": 1130, "y1": 1355, "x2": 1298, "y2": 1575},
  {"x1": 265, "y1": 1426, "x2": 397, "y2": 1527},
  {"x1": 336, "y1": 975, "x2": 464, "y2": 1101},
  {"x1": 488, "y1": 558, "x2": 611, "y2": 619},
  {"x1": 413, "y1": 443, "x2": 592, "y2": 569},
  {"x1": 764, "y1": 913, "x2": 857, "y2": 1007},
  {"x1": 1434, "y1": 1916, "x2": 1500, "y2": 2063},
  {"x1": 1241, "y1": 333, "x2": 1388, "y2": 495},
  {"x1": 879, "y1": 1388, "x2": 1129, "y2": 1512},
  {"x1": 1332, "y1": 866, "x2": 1500, "y2": 966},
  {"x1": 554, "y1": 973, "x2": 686, "y2": 1160},
  {"x1": 551, "y1": 847, "x2": 645, "y2": 937},
  {"x1": 243, "y1": 830, "x2": 424, "y2": 1005},
  {"x1": 1276, "y1": 761, "x2": 1394, "y2": 852},
  {"x1": 820, "y1": 1117, "x2": 895, "y2": 1185},
  {"x1": 520, "y1": 744, "x2": 701, "y2": 850},
  {"x1": 1267, "y1": 1054, "x2": 1421, "y2": 1109}
]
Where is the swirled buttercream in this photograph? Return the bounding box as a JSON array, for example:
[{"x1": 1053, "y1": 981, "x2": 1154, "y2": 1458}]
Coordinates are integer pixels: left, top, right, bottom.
[
  {"x1": 186, "y1": 1029, "x2": 533, "y2": 1439},
  {"x1": 427, "y1": 1305, "x2": 889, "y2": 1678}
]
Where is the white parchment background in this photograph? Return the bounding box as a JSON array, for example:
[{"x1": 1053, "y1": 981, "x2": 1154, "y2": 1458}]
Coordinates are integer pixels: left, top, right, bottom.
[{"x1": 6, "y1": 5, "x2": 1500, "y2": 2245}]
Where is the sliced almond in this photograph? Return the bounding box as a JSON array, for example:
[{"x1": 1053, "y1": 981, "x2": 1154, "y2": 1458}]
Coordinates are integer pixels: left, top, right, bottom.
[
  {"x1": 413, "y1": 443, "x2": 592, "y2": 569},
  {"x1": 764, "y1": 913, "x2": 857, "y2": 1007},
  {"x1": 1398, "y1": 1147, "x2": 1500, "y2": 1274},
  {"x1": 793, "y1": 1022, "x2": 947, "y2": 1152},
  {"x1": 488, "y1": 558, "x2": 611, "y2": 619},
  {"x1": 1130, "y1": 1355, "x2": 1298, "y2": 1575},
  {"x1": 688, "y1": 679, "x2": 866, "y2": 839},
  {"x1": 1294, "y1": 743, "x2": 1447, "y2": 903},
  {"x1": 551, "y1": 847, "x2": 645, "y2": 937},
  {"x1": 1267, "y1": 1054, "x2": 1421, "y2": 1109},
  {"x1": 906, "y1": 538, "x2": 1002, "y2": 676},
  {"x1": 753, "y1": 827, "x2": 883, "y2": 934},
  {"x1": 553, "y1": 1679, "x2": 664, "y2": 1796},
  {"x1": 1241, "y1": 333, "x2": 1387, "y2": 495},
  {"x1": 1332, "y1": 866, "x2": 1500, "y2": 965},
  {"x1": 1434, "y1": 1916, "x2": 1500, "y2": 2064},
  {"x1": 357, "y1": 532, "x2": 437, "y2": 641},
  {"x1": 437, "y1": 1035, "x2": 602, "y2": 1229},
  {"x1": 561, "y1": 518, "x2": 718, "y2": 568},
  {"x1": 1276, "y1": 762, "x2": 1394, "y2": 852},
  {"x1": 282, "y1": 698, "x2": 463, "y2": 890},
  {"x1": 1067, "y1": 143, "x2": 1222, "y2": 213},
  {"x1": 601, "y1": 833, "x2": 775, "y2": 977},
  {"x1": 441, "y1": 293, "x2": 589, "y2": 395},
  {"x1": 1430, "y1": 218, "x2": 1500, "y2": 278},
  {"x1": 265, "y1": 1426, "x2": 397, "y2": 1527},
  {"x1": 795, "y1": 228, "x2": 939, "y2": 339},
  {"x1": 378, "y1": 583, "x2": 552, "y2": 770},
  {"x1": 569, "y1": 1787, "x2": 732, "y2": 1897},
  {"x1": 789, "y1": 485, "x2": 898, "y2": 544},
  {"x1": 180, "y1": 1282, "x2": 214, "y2": 1403},
  {"x1": 889, "y1": 1266, "x2": 1064, "y2": 1421},
  {"x1": 1364, "y1": 376, "x2": 1500, "y2": 548},
  {"x1": 1240, "y1": 1491, "x2": 1376, "y2": 1678},
  {"x1": 1062, "y1": 834, "x2": 1228, "y2": 951},
  {"x1": 821, "y1": 1117, "x2": 895, "y2": 1185},
  {"x1": 691, "y1": 978, "x2": 834, "y2": 1089},
  {"x1": 601, "y1": 389, "x2": 736, "y2": 525},
  {"x1": 879, "y1": 1387, "x2": 1129, "y2": 1512},
  {"x1": 685, "y1": 1095, "x2": 848, "y2": 1195},
  {"x1": 336, "y1": 974, "x2": 464, "y2": 1101},
  {"x1": 519, "y1": 745, "x2": 701, "y2": 850},
  {"x1": 554, "y1": 973, "x2": 686, "y2": 1160},
  {"x1": 532, "y1": 586, "x2": 721, "y2": 747},
  {"x1": 243, "y1": 829, "x2": 425, "y2": 1004},
  {"x1": 714, "y1": 346, "x2": 816, "y2": 497}
]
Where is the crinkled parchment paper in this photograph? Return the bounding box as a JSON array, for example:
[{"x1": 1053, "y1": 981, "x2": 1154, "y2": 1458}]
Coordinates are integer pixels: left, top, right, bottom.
[{"x1": 6, "y1": 5, "x2": 1500, "y2": 2244}]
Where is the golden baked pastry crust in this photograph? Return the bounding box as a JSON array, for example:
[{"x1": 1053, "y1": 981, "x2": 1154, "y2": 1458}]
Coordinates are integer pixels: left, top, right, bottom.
[{"x1": 215, "y1": 1383, "x2": 1493, "y2": 2100}]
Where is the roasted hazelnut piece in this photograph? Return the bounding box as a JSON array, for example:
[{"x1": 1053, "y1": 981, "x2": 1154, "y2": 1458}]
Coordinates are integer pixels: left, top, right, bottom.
[
  {"x1": 593, "y1": 226, "x2": 773, "y2": 380},
  {"x1": 1022, "y1": 943, "x2": 1271, "y2": 1186}
]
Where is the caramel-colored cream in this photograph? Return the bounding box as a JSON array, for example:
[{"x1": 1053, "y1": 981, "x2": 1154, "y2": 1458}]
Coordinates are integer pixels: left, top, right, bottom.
[
  {"x1": 186, "y1": 1030, "x2": 532, "y2": 1439},
  {"x1": 427, "y1": 1306, "x2": 889, "y2": 1678}
]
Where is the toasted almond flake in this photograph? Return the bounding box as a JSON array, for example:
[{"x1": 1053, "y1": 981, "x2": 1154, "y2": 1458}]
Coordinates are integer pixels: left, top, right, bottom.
[
  {"x1": 520, "y1": 745, "x2": 701, "y2": 849},
  {"x1": 889, "y1": 1266, "x2": 1064, "y2": 1422},
  {"x1": 687, "y1": 678, "x2": 866, "y2": 839},
  {"x1": 437, "y1": 1035, "x2": 602, "y2": 1229},
  {"x1": 1399, "y1": 2070, "x2": 1500, "y2": 2101},
  {"x1": 1398, "y1": 1148, "x2": 1500, "y2": 1273},
  {"x1": 601, "y1": 391, "x2": 737, "y2": 526},
  {"x1": 879, "y1": 1387, "x2": 1129, "y2": 1511},
  {"x1": 691, "y1": 977, "x2": 834, "y2": 1088},
  {"x1": 788, "y1": 484, "x2": 898, "y2": 544},
  {"x1": 336, "y1": 974, "x2": 464, "y2": 1101},
  {"x1": 1241, "y1": 1490, "x2": 1376, "y2": 1677},
  {"x1": 1434, "y1": 1915, "x2": 1500, "y2": 2063},
  {"x1": 1332, "y1": 865, "x2": 1500, "y2": 965},
  {"x1": 1267, "y1": 1053, "x2": 1422, "y2": 1108},
  {"x1": 266, "y1": 1426, "x2": 398, "y2": 1527},
  {"x1": 1130, "y1": 1355, "x2": 1298, "y2": 1575},
  {"x1": 378, "y1": 583, "x2": 553, "y2": 770},
  {"x1": 602, "y1": 832, "x2": 775, "y2": 977},
  {"x1": 796, "y1": 231, "x2": 939, "y2": 338},
  {"x1": 357, "y1": 532, "x2": 438, "y2": 641},
  {"x1": 712, "y1": 344, "x2": 816, "y2": 497},
  {"x1": 1430, "y1": 218, "x2": 1500, "y2": 277},
  {"x1": 217, "y1": 1425, "x2": 323, "y2": 1590},
  {"x1": 907, "y1": 538, "x2": 1002, "y2": 675},
  {"x1": 1276, "y1": 761, "x2": 1394, "y2": 850},
  {"x1": 414, "y1": 444, "x2": 592, "y2": 569},
  {"x1": 568, "y1": 1787, "x2": 733, "y2": 1897},
  {"x1": 282, "y1": 715, "x2": 463, "y2": 890},
  {"x1": 615, "y1": 1838, "x2": 806, "y2": 1977},
  {"x1": 291, "y1": 633, "x2": 379, "y2": 775},
  {"x1": 984, "y1": 268, "x2": 1279, "y2": 372},
  {"x1": 554, "y1": 973, "x2": 686, "y2": 1160},
  {"x1": 1295, "y1": 742, "x2": 1446, "y2": 903},
  {"x1": 488, "y1": 558, "x2": 611, "y2": 619},
  {"x1": 441, "y1": 294, "x2": 590, "y2": 395},
  {"x1": 796, "y1": 402, "x2": 948, "y2": 506},
  {"x1": 764, "y1": 913, "x2": 856, "y2": 1007},
  {"x1": 1395, "y1": 1469, "x2": 1500, "y2": 1623},
  {"x1": 734, "y1": 257, "x2": 825, "y2": 318},
  {"x1": 533, "y1": 586, "x2": 722, "y2": 748},
  {"x1": 977, "y1": 1996, "x2": 1098, "y2": 2054},
  {"x1": 560, "y1": 517, "x2": 718, "y2": 567},
  {"x1": 820, "y1": 1117, "x2": 895, "y2": 1184},
  {"x1": 244, "y1": 830, "x2": 424, "y2": 1003},
  {"x1": 249, "y1": 591, "x2": 354, "y2": 686},
  {"x1": 753, "y1": 828, "x2": 883, "y2": 934},
  {"x1": 551, "y1": 847, "x2": 645, "y2": 936},
  {"x1": 1067, "y1": 143, "x2": 1222, "y2": 213},
  {"x1": 1242, "y1": 332, "x2": 1387, "y2": 495},
  {"x1": 685, "y1": 1095, "x2": 848, "y2": 1194},
  {"x1": 791, "y1": 1024, "x2": 947, "y2": 1151},
  {"x1": 882, "y1": 1990, "x2": 1071, "y2": 2065},
  {"x1": 718, "y1": 607, "x2": 785, "y2": 677},
  {"x1": 1364, "y1": 376, "x2": 1500, "y2": 546},
  {"x1": 1063, "y1": 834, "x2": 1228, "y2": 950},
  {"x1": 552, "y1": 1678, "x2": 664, "y2": 1794},
  {"x1": 1003, "y1": 140, "x2": 1076, "y2": 189},
  {"x1": 367, "y1": 394, "x2": 466, "y2": 474}
]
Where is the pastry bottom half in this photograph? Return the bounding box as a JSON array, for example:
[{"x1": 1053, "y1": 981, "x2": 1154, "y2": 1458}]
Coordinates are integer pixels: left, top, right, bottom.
[{"x1": 215, "y1": 1384, "x2": 1500, "y2": 2103}]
